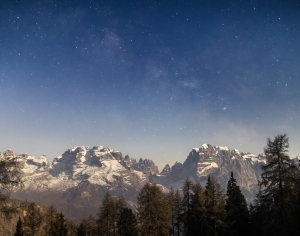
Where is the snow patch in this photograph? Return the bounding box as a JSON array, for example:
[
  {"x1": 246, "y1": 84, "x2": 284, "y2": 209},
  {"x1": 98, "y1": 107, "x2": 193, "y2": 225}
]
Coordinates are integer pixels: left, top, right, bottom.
[
  {"x1": 216, "y1": 146, "x2": 229, "y2": 151},
  {"x1": 197, "y1": 162, "x2": 218, "y2": 176},
  {"x1": 233, "y1": 149, "x2": 240, "y2": 155},
  {"x1": 242, "y1": 154, "x2": 256, "y2": 159}
]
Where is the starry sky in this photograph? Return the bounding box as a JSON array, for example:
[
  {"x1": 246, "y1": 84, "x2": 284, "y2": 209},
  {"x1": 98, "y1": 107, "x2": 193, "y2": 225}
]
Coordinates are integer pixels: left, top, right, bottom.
[{"x1": 1, "y1": 0, "x2": 300, "y2": 170}]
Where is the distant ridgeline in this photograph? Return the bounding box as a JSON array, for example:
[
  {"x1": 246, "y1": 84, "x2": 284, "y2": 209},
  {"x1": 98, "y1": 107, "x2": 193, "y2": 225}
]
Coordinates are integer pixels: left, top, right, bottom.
[
  {"x1": 2, "y1": 134, "x2": 300, "y2": 235},
  {"x1": 5, "y1": 144, "x2": 267, "y2": 223}
]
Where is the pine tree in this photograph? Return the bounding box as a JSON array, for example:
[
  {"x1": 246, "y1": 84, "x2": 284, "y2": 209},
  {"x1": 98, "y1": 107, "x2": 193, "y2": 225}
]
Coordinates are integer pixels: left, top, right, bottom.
[
  {"x1": 225, "y1": 172, "x2": 250, "y2": 236},
  {"x1": 289, "y1": 161, "x2": 300, "y2": 235},
  {"x1": 14, "y1": 217, "x2": 24, "y2": 236},
  {"x1": 65, "y1": 219, "x2": 77, "y2": 236},
  {"x1": 43, "y1": 205, "x2": 58, "y2": 236},
  {"x1": 0, "y1": 151, "x2": 23, "y2": 217},
  {"x1": 23, "y1": 202, "x2": 43, "y2": 236},
  {"x1": 76, "y1": 222, "x2": 86, "y2": 236},
  {"x1": 97, "y1": 192, "x2": 118, "y2": 236},
  {"x1": 259, "y1": 134, "x2": 295, "y2": 235},
  {"x1": 249, "y1": 202, "x2": 263, "y2": 236},
  {"x1": 117, "y1": 207, "x2": 138, "y2": 236},
  {"x1": 137, "y1": 183, "x2": 170, "y2": 236},
  {"x1": 55, "y1": 212, "x2": 68, "y2": 236},
  {"x1": 168, "y1": 188, "x2": 182, "y2": 236},
  {"x1": 190, "y1": 182, "x2": 205, "y2": 235},
  {"x1": 204, "y1": 176, "x2": 226, "y2": 236},
  {"x1": 181, "y1": 178, "x2": 193, "y2": 236},
  {"x1": 116, "y1": 196, "x2": 138, "y2": 236},
  {"x1": 77, "y1": 215, "x2": 97, "y2": 236}
]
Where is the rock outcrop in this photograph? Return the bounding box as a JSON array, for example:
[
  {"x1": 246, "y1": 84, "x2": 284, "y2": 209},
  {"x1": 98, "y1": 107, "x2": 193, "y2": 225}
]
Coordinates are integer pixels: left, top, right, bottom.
[
  {"x1": 151, "y1": 144, "x2": 266, "y2": 199},
  {"x1": 6, "y1": 144, "x2": 268, "y2": 222}
]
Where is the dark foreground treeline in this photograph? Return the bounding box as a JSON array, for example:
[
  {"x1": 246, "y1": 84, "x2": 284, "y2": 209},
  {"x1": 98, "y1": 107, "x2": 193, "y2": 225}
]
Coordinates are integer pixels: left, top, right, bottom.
[
  {"x1": 78, "y1": 174, "x2": 246, "y2": 236},
  {"x1": 3, "y1": 134, "x2": 300, "y2": 236},
  {"x1": 77, "y1": 134, "x2": 300, "y2": 236}
]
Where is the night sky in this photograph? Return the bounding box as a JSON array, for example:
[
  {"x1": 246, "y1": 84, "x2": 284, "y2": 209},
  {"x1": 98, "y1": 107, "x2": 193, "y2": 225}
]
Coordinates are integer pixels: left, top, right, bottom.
[{"x1": 1, "y1": 0, "x2": 300, "y2": 169}]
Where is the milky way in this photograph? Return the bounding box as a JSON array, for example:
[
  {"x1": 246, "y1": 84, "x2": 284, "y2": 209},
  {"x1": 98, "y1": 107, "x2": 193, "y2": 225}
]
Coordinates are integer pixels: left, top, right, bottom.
[{"x1": 1, "y1": 0, "x2": 300, "y2": 169}]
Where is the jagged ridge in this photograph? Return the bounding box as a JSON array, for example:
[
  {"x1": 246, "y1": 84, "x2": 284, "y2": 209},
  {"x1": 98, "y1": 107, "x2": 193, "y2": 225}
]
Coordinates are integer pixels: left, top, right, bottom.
[
  {"x1": 152, "y1": 144, "x2": 266, "y2": 198},
  {"x1": 6, "y1": 144, "x2": 267, "y2": 222}
]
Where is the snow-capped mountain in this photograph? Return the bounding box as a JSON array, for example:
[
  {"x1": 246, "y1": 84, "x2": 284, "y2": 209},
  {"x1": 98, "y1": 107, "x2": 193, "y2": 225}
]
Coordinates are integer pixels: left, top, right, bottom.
[
  {"x1": 7, "y1": 144, "x2": 266, "y2": 222},
  {"x1": 8, "y1": 146, "x2": 158, "y2": 223},
  {"x1": 151, "y1": 144, "x2": 266, "y2": 199},
  {"x1": 8, "y1": 146, "x2": 158, "y2": 190}
]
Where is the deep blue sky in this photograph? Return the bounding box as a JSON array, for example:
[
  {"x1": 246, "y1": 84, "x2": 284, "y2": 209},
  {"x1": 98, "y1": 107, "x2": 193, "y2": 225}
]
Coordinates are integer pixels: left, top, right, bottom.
[{"x1": 1, "y1": 0, "x2": 300, "y2": 169}]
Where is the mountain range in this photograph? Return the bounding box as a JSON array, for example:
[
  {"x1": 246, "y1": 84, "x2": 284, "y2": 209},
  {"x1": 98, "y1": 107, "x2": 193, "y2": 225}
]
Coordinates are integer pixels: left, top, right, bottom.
[{"x1": 7, "y1": 144, "x2": 267, "y2": 223}]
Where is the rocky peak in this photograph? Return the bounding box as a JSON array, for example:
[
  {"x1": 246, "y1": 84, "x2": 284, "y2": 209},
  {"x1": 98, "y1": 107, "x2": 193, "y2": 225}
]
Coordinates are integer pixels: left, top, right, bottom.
[
  {"x1": 2, "y1": 149, "x2": 15, "y2": 157},
  {"x1": 151, "y1": 144, "x2": 266, "y2": 199},
  {"x1": 160, "y1": 164, "x2": 171, "y2": 175},
  {"x1": 171, "y1": 162, "x2": 183, "y2": 173},
  {"x1": 49, "y1": 146, "x2": 124, "y2": 178},
  {"x1": 132, "y1": 158, "x2": 159, "y2": 175},
  {"x1": 6, "y1": 151, "x2": 50, "y2": 175},
  {"x1": 6, "y1": 143, "x2": 271, "y2": 223}
]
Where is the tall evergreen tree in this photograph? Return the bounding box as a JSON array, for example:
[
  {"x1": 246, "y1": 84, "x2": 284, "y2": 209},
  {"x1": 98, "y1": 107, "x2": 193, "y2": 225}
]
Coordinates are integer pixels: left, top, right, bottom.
[
  {"x1": 190, "y1": 182, "x2": 205, "y2": 235},
  {"x1": 181, "y1": 178, "x2": 193, "y2": 236},
  {"x1": 97, "y1": 192, "x2": 118, "y2": 236},
  {"x1": 23, "y1": 202, "x2": 43, "y2": 236},
  {"x1": 225, "y1": 172, "x2": 250, "y2": 236},
  {"x1": 259, "y1": 134, "x2": 295, "y2": 235},
  {"x1": 76, "y1": 222, "x2": 87, "y2": 236},
  {"x1": 55, "y1": 212, "x2": 68, "y2": 236},
  {"x1": 0, "y1": 152, "x2": 23, "y2": 217},
  {"x1": 43, "y1": 205, "x2": 58, "y2": 236},
  {"x1": 168, "y1": 188, "x2": 182, "y2": 236},
  {"x1": 65, "y1": 219, "x2": 77, "y2": 236},
  {"x1": 204, "y1": 176, "x2": 226, "y2": 236},
  {"x1": 249, "y1": 202, "x2": 263, "y2": 236},
  {"x1": 289, "y1": 161, "x2": 300, "y2": 234},
  {"x1": 117, "y1": 207, "x2": 138, "y2": 236},
  {"x1": 137, "y1": 183, "x2": 170, "y2": 236},
  {"x1": 77, "y1": 215, "x2": 97, "y2": 236},
  {"x1": 14, "y1": 217, "x2": 24, "y2": 236}
]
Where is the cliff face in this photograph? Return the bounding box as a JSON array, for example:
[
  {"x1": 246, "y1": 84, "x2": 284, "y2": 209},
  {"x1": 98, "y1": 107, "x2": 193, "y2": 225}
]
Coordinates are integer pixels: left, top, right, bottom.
[
  {"x1": 7, "y1": 144, "x2": 266, "y2": 222},
  {"x1": 151, "y1": 144, "x2": 265, "y2": 199},
  {"x1": 10, "y1": 146, "x2": 153, "y2": 223}
]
